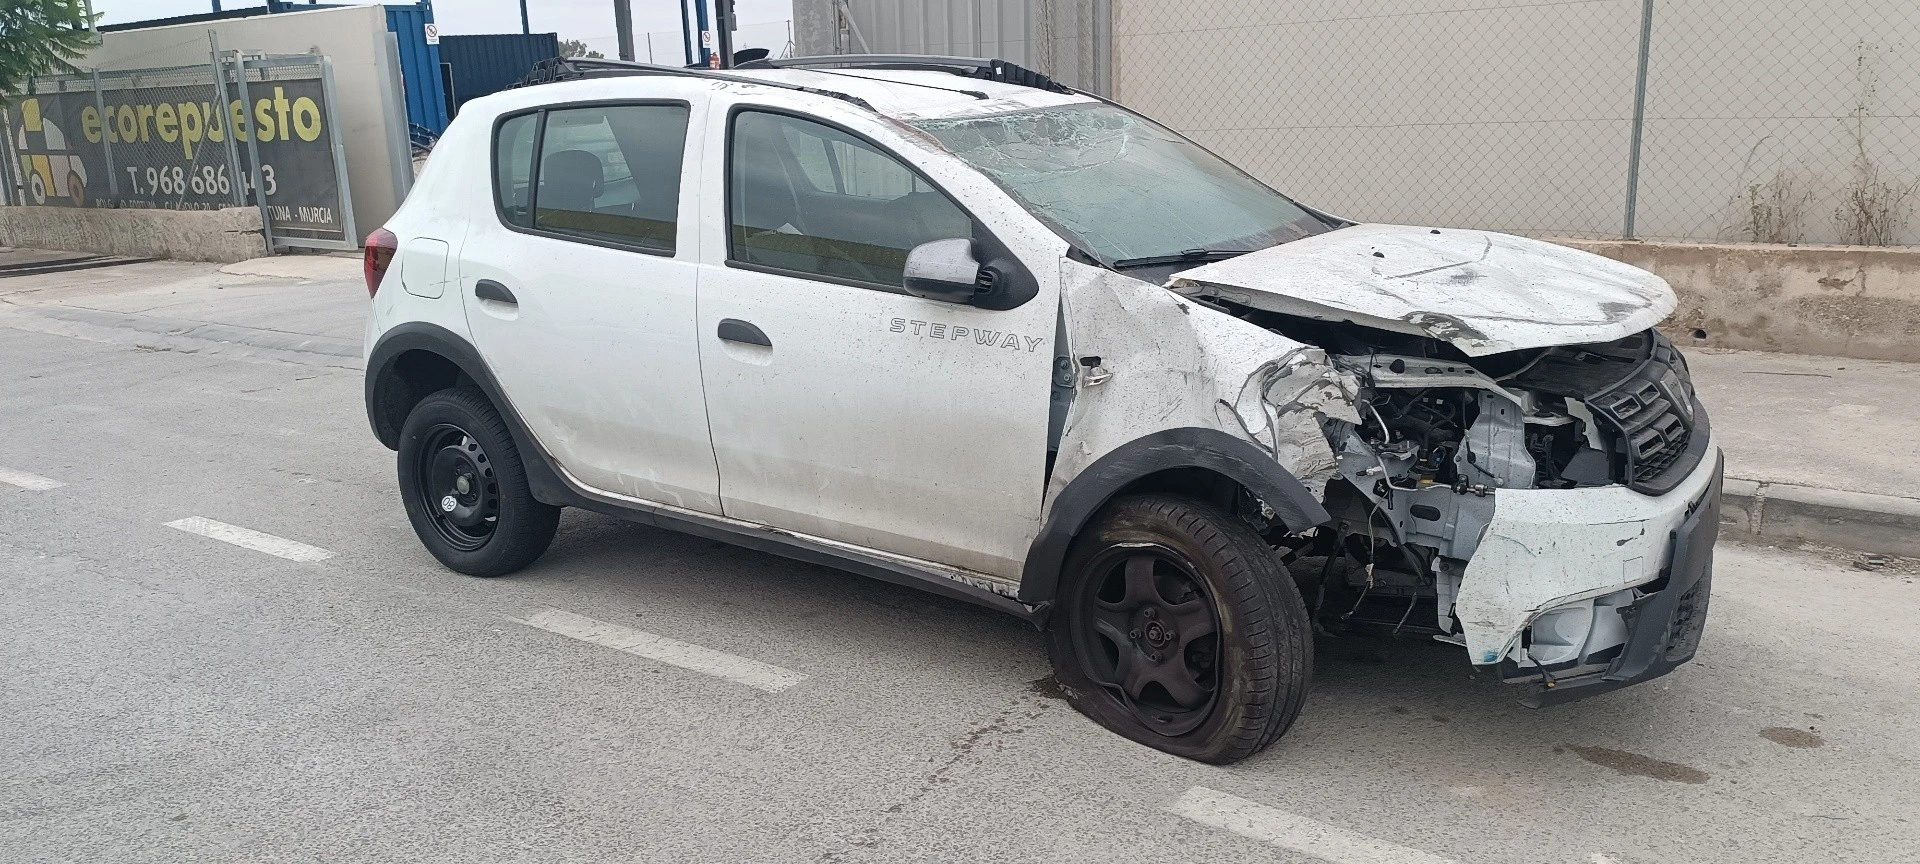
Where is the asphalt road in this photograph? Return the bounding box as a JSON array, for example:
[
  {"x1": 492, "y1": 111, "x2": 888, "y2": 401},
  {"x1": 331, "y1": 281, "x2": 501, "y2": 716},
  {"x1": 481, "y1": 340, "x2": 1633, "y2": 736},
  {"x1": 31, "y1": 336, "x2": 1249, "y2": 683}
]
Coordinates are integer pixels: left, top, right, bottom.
[{"x1": 3, "y1": 257, "x2": 1917, "y2": 864}]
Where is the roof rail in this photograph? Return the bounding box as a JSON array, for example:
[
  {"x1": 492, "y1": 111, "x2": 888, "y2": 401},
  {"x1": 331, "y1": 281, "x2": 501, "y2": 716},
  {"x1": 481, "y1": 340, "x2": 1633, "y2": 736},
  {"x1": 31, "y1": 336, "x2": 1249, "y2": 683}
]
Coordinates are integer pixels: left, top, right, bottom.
[
  {"x1": 744, "y1": 55, "x2": 1072, "y2": 94},
  {"x1": 507, "y1": 57, "x2": 875, "y2": 110}
]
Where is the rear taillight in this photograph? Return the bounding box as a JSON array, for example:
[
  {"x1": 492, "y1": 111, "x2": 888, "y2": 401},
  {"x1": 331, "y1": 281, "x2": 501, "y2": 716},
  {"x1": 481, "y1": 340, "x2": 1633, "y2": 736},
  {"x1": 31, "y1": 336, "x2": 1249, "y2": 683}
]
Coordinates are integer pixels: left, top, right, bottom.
[{"x1": 363, "y1": 228, "x2": 398, "y2": 297}]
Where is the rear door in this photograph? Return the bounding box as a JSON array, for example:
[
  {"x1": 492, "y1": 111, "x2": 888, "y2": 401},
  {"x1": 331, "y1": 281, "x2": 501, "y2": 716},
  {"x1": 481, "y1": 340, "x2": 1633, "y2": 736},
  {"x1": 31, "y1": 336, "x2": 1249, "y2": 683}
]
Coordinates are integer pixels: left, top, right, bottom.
[
  {"x1": 692, "y1": 105, "x2": 1059, "y2": 578},
  {"x1": 459, "y1": 94, "x2": 722, "y2": 512}
]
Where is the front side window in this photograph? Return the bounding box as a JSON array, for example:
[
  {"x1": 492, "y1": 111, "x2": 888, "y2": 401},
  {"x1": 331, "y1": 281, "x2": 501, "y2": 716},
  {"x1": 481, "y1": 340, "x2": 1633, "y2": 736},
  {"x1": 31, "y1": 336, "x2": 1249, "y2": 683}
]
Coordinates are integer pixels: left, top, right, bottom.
[
  {"x1": 729, "y1": 110, "x2": 971, "y2": 288},
  {"x1": 529, "y1": 104, "x2": 689, "y2": 252},
  {"x1": 494, "y1": 112, "x2": 538, "y2": 228},
  {"x1": 913, "y1": 103, "x2": 1331, "y2": 265}
]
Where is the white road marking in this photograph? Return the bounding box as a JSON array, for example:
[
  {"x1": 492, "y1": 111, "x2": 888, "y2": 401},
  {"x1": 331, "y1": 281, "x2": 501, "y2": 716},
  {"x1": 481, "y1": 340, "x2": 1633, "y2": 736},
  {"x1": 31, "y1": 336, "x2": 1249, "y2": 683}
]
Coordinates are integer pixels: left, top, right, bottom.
[
  {"x1": 164, "y1": 517, "x2": 335, "y2": 562},
  {"x1": 1170, "y1": 786, "x2": 1465, "y2": 864},
  {"x1": 0, "y1": 467, "x2": 65, "y2": 491},
  {"x1": 515, "y1": 608, "x2": 806, "y2": 693}
]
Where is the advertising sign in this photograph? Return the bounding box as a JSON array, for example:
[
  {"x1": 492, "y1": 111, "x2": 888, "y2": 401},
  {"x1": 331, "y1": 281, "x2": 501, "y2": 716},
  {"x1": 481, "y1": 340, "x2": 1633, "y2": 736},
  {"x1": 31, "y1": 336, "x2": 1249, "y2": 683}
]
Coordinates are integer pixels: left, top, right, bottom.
[{"x1": 7, "y1": 69, "x2": 349, "y2": 243}]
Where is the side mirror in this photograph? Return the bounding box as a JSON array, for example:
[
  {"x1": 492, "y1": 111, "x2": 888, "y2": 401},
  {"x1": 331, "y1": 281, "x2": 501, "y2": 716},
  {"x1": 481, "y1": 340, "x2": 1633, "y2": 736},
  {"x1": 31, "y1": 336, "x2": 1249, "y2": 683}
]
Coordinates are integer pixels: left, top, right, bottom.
[{"x1": 901, "y1": 238, "x2": 982, "y2": 304}]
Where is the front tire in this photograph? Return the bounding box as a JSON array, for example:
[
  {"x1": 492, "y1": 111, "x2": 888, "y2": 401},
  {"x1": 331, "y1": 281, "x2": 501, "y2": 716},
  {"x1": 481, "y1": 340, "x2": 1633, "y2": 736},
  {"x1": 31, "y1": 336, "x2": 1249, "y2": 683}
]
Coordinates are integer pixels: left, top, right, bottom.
[
  {"x1": 1046, "y1": 494, "x2": 1312, "y2": 763},
  {"x1": 396, "y1": 387, "x2": 559, "y2": 577}
]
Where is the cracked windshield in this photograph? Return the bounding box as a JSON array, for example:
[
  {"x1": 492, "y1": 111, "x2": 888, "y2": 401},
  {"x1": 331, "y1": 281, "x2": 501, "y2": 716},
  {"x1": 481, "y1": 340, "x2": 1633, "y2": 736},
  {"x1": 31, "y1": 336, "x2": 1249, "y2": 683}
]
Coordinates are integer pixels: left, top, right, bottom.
[{"x1": 914, "y1": 104, "x2": 1332, "y2": 264}]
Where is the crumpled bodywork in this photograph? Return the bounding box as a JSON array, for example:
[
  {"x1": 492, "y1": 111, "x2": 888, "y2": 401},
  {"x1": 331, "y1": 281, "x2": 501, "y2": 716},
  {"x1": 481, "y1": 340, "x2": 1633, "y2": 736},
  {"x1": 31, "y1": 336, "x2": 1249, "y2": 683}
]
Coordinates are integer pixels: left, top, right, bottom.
[
  {"x1": 1452, "y1": 449, "x2": 1721, "y2": 664},
  {"x1": 1046, "y1": 260, "x2": 1360, "y2": 508},
  {"x1": 1168, "y1": 224, "x2": 1676, "y2": 356}
]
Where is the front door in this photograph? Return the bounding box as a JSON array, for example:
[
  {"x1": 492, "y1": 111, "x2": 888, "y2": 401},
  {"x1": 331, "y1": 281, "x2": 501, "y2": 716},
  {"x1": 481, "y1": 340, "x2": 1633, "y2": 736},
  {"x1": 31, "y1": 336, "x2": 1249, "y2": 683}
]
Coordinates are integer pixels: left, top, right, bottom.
[
  {"x1": 460, "y1": 97, "x2": 722, "y2": 512},
  {"x1": 694, "y1": 106, "x2": 1058, "y2": 578}
]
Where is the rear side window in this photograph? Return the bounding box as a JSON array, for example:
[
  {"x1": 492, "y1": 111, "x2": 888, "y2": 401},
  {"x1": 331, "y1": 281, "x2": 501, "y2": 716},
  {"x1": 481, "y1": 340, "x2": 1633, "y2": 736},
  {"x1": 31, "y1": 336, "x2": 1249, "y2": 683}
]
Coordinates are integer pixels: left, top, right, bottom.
[
  {"x1": 491, "y1": 103, "x2": 690, "y2": 253},
  {"x1": 494, "y1": 113, "x2": 538, "y2": 228},
  {"x1": 536, "y1": 105, "x2": 688, "y2": 252},
  {"x1": 729, "y1": 110, "x2": 970, "y2": 288}
]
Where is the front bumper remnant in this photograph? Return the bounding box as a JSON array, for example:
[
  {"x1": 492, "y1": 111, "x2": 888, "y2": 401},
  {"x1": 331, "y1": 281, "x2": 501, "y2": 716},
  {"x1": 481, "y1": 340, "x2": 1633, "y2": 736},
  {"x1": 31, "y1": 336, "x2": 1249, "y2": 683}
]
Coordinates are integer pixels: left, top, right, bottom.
[{"x1": 1521, "y1": 454, "x2": 1721, "y2": 706}]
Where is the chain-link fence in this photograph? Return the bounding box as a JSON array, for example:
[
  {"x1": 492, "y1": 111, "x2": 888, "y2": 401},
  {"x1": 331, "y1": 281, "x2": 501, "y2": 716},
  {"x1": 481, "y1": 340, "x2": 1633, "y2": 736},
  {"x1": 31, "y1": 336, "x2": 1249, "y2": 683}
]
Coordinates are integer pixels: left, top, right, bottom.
[
  {"x1": 63, "y1": 64, "x2": 242, "y2": 211},
  {"x1": 3, "y1": 49, "x2": 357, "y2": 249},
  {"x1": 1112, "y1": 0, "x2": 1920, "y2": 246}
]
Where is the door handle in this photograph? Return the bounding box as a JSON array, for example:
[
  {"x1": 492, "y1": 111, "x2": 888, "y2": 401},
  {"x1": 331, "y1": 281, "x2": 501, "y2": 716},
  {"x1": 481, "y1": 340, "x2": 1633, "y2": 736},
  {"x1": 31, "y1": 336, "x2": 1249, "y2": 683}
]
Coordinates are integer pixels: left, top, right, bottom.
[
  {"x1": 474, "y1": 279, "x2": 517, "y2": 305},
  {"x1": 717, "y1": 318, "x2": 771, "y2": 347}
]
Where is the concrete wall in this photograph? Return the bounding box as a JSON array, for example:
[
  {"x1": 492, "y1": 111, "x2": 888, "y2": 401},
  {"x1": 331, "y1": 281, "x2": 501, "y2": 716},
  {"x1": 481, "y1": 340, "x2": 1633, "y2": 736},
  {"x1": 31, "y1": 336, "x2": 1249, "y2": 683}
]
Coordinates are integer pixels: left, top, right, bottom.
[
  {"x1": 0, "y1": 206, "x2": 265, "y2": 262},
  {"x1": 72, "y1": 4, "x2": 411, "y2": 243},
  {"x1": 1559, "y1": 239, "x2": 1920, "y2": 362}
]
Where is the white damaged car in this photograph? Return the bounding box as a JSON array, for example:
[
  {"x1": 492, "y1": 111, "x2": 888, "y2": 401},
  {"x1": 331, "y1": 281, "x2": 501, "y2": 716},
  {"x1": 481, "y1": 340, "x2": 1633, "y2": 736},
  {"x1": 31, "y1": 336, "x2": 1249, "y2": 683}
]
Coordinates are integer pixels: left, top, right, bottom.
[{"x1": 362, "y1": 55, "x2": 1720, "y2": 763}]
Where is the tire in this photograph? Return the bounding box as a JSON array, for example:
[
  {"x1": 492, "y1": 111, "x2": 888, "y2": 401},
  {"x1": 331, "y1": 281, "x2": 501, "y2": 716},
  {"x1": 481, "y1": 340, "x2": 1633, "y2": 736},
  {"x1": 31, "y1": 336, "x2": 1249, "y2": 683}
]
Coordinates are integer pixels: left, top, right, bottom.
[
  {"x1": 1046, "y1": 494, "x2": 1312, "y2": 763},
  {"x1": 67, "y1": 171, "x2": 86, "y2": 207},
  {"x1": 396, "y1": 386, "x2": 560, "y2": 577}
]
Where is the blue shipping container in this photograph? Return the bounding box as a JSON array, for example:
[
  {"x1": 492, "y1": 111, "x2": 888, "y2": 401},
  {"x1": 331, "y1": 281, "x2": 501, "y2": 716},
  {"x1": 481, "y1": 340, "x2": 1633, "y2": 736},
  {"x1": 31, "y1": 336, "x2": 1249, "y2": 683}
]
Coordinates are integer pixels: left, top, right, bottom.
[
  {"x1": 439, "y1": 33, "x2": 560, "y2": 116},
  {"x1": 385, "y1": 2, "x2": 450, "y2": 143}
]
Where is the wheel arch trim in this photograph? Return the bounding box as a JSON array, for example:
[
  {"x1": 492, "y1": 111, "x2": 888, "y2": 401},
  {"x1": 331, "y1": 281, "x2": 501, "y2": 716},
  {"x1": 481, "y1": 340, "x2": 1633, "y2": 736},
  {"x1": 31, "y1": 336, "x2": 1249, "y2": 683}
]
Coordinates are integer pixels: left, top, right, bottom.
[
  {"x1": 1018, "y1": 428, "x2": 1331, "y2": 605},
  {"x1": 368, "y1": 323, "x2": 505, "y2": 447}
]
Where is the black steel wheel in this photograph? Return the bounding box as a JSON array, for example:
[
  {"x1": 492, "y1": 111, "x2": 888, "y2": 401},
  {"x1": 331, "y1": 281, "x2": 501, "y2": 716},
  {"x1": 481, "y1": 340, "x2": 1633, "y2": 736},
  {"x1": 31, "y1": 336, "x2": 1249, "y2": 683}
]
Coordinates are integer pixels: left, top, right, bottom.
[
  {"x1": 1047, "y1": 494, "x2": 1313, "y2": 763},
  {"x1": 1068, "y1": 545, "x2": 1221, "y2": 736},
  {"x1": 414, "y1": 424, "x2": 500, "y2": 552},
  {"x1": 396, "y1": 387, "x2": 559, "y2": 577}
]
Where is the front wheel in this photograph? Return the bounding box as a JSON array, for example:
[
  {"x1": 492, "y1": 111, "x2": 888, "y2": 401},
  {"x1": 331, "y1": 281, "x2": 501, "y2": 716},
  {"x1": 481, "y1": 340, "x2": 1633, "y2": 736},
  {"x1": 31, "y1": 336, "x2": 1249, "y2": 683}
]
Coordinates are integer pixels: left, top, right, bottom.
[
  {"x1": 396, "y1": 387, "x2": 559, "y2": 577},
  {"x1": 1046, "y1": 494, "x2": 1313, "y2": 763}
]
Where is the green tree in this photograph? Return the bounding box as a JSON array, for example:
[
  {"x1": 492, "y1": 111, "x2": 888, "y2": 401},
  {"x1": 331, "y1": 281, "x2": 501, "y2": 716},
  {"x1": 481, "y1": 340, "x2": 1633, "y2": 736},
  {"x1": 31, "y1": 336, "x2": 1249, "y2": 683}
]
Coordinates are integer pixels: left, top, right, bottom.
[
  {"x1": 0, "y1": 0, "x2": 99, "y2": 103},
  {"x1": 558, "y1": 38, "x2": 604, "y2": 60}
]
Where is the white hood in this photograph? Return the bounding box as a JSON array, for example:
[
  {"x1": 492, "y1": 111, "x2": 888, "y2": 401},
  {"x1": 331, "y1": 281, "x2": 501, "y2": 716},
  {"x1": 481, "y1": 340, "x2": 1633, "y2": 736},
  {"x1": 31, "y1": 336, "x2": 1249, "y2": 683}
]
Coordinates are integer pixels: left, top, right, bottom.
[{"x1": 1166, "y1": 225, "x2": 1674, "y2": 356}]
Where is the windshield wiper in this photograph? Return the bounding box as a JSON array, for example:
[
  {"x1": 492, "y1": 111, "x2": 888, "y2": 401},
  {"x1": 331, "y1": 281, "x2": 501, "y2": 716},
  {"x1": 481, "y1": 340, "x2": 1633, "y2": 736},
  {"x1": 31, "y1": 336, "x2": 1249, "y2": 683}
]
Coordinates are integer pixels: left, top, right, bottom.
[{"x1": 1109, "y1": 248, "x2": 1254, "y2": 269}]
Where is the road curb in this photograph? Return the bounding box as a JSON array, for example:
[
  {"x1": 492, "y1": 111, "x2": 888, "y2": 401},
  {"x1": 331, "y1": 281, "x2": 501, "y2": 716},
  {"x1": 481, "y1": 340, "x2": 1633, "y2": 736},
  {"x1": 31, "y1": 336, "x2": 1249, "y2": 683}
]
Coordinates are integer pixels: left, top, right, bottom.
[{"x1": 1722, "y1": 476, "x2": 1920, "y2": 558}]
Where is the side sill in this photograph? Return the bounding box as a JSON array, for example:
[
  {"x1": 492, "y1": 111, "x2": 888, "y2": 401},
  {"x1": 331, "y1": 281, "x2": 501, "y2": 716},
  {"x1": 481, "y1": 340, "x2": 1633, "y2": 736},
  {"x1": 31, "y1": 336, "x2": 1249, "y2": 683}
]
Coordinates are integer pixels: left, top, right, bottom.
[{"x1": 547, "y1": 467, "x2": 1039, "y2": 626}]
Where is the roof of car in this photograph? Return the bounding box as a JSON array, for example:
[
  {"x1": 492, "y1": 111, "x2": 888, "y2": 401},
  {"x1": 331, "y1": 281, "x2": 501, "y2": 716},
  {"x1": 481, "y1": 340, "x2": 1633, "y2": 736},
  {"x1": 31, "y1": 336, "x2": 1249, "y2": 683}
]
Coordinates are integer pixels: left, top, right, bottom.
[{"x1": 719, "y1": 67, "x2": 1096, "y2": 121}]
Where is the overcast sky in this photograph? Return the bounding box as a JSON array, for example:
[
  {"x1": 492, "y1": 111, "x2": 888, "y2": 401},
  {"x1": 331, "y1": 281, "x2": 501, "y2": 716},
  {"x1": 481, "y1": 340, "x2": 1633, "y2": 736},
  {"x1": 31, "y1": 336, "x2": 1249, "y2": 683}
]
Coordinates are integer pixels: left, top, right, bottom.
[{"x1": 93, "y1": 0, "x2": 797, "y2": 61}]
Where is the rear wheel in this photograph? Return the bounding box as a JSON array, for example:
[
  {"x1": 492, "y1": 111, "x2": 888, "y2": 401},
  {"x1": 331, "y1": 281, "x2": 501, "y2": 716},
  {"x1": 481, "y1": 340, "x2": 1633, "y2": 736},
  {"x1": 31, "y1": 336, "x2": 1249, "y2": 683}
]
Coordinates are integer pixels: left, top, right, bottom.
[
  {"x1": 1047, "y1": 494, "x2": 1312, "y2": 763},
  {"x1": 396, "y1": 387, "x2": 559, "y2": 576}
]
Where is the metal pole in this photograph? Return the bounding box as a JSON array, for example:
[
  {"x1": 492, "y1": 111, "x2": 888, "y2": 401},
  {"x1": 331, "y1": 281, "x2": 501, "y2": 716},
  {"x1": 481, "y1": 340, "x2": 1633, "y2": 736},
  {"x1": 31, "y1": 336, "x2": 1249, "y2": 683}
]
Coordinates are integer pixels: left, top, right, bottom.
[
  {"x1": 90, "y1": 67, "x2": 118, "y2": 199},
  {"x1": 0, "y1": 112, "x2": 17, "y2": 206},
  {"x1": 1092, "y1": 0, "x2": 1113, "y2": 98},
  {"x1": 1622, "y1": 0, "x2": 1655, "y2": 240},
  {"x1": 229, "y1": 52, "x2": 276, "y2": 251},
  {"x1": 209, "y1": 33, "x2": 244, "y2": 206},
  {"x1": 714, "y1": 0, "x2": 735, "y2": 68},
  {"x1": 614, "y1": 0, "x2": 636, "y2": 62},
  {"x1": 678, "y1": 0, "x2": 695, "y2": 64},
  {"x1": 519, "y1": 0, "x2": 529, "y2": 34},
  {"x1": 320, "y1": 56, "x2": 358, "y2": 246},
  {"x1": 694, "y1": 0, "x2": 711, "y2": 67},
  {"x1": 646, "y1": 32, "x2": 655, "y2": 64}
]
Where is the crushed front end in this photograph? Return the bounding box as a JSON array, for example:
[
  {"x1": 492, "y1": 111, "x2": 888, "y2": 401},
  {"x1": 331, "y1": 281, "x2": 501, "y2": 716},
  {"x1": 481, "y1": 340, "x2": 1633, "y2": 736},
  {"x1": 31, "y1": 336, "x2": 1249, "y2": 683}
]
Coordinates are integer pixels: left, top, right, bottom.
[
  {"x1": 1144, "y1": 224, "x2": 1721, "y2": 704},
  {"x1": 1306, "y1": 328, "x2": 1721, "y2": 702},
  {"x1": 1170, "y1": 288, "x2": 1723, "y2": 704}
]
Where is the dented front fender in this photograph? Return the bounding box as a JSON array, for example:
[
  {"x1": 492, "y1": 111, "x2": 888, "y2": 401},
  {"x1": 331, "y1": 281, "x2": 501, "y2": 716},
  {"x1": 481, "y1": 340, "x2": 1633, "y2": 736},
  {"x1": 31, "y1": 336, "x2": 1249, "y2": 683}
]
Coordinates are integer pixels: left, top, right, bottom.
[{"x1": 1045, "y1": 260, "x2": 1359, "y2": 521}]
